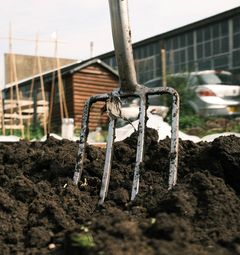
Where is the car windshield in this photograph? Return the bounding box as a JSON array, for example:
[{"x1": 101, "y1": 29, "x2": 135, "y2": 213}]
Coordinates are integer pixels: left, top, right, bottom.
[
  {"x1": 144, "y1": 79, "x2": 162, "y2": 88},
  {"x1": 198, "y1": 72, "x2": 235, "y2": 85}
]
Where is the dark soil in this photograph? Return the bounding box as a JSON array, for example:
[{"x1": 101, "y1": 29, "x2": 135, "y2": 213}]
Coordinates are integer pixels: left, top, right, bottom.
[{"x1": 1, "y1": 128, "x2": 240, "y2": 255}]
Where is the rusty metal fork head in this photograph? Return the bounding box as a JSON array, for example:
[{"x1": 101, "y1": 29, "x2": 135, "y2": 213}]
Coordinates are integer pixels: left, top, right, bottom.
[
  {"x1": 73, "y1": 0, "x2": 180, "y2": 204},
  {"x1": 73, "y1": 86, "x2": 179, "y2": 205}
]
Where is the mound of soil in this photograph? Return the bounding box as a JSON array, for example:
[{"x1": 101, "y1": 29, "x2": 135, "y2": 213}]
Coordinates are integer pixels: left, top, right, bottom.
[{"x1": 1, "y1": 128, "x2": 240, "y2": 255}]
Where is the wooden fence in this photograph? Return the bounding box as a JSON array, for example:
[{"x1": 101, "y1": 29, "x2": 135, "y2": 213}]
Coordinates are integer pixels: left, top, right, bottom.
[{"x1": 0, "y1": 99, "x2": 48, "y2": 130}]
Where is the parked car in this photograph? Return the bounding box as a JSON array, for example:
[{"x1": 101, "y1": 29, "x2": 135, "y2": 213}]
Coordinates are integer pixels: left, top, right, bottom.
[{"x1": 187, "y1": 70, "x2": 240, "y2": 117}]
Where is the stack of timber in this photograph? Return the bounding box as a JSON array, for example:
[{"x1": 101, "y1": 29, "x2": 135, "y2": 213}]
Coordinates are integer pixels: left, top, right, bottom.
[{"x1": 0, "y1": 99, "x2": 49, "y2": 130}]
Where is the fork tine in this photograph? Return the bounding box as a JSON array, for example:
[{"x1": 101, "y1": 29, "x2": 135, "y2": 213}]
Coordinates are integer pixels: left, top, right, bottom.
[
  {"x1": 168, "y1": 89, "x2": 180, "y2": 189},
  {"x1": 73, "y1": 88, "x2": 179, "y2": 203},
  {"x1": 73, "y1": 98, "x2": 92, "y2": 186},
  {"x1": 131, "y1": 95, "x2": 147, "y2": 201},
  {"x1": 130, "y1": 87, "x2": 179, "y2": 199},
  {"x1": 99, "y1": 118, "x2": 116, "y2": 205}
]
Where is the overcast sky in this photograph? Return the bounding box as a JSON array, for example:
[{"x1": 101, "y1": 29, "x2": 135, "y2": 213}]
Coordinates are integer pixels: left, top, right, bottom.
[{"x1": 0, "y1": 0, "x2": 240, "y2": 86}]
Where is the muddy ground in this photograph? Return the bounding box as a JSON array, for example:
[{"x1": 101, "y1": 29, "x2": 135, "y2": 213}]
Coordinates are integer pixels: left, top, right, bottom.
[{"x1": 0, "y1": 128, "x2": 240, "y2": 255}]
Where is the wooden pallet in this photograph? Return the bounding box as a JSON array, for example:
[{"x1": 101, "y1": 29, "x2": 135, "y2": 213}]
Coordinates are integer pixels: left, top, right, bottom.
[
  {"x1": 0, "y1": 124, "x2": 24, "y2": 130},
  {"x1": 0, "y1": 99, "x2": 49, "y2": 130}
]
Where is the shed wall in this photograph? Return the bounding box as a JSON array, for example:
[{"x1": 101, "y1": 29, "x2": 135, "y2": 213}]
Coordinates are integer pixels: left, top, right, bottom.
[
  {"x1": 49, "y1": 74, "x2": 74, "y2": 132},
  {"x1": 72, "y1": 64, "x2": 119, "y2": 131}
]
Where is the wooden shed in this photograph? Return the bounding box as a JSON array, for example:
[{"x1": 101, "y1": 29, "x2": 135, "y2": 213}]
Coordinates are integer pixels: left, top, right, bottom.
[{"x1": 2, "y1": 58, "x2": 119, "y2": 134}]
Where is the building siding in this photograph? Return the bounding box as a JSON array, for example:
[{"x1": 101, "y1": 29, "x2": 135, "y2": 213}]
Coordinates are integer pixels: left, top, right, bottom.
[
  {"x1": 2, "y1": 60, "x2": 119, "y2": 135},
  {"x1": 100, "y1": 7, "x2": 240, "y2": 84},
  {"x1": 72, "y1": 64, "x2": 119, "y2": 131}
]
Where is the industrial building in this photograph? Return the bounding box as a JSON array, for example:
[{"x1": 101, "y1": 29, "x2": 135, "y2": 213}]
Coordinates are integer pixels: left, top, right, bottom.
[{"x1": 99, "y1": 6, "x2": 240, "y2": 84}]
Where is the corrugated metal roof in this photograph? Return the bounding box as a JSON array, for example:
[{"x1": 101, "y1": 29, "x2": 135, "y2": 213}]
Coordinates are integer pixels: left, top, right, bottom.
[{"x1": 3, "y1": 58, "x2": 118, "y2": 90}]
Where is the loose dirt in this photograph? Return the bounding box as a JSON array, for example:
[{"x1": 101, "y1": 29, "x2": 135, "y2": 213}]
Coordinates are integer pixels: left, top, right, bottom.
[{"x1": 0, "y1": 128, "x2": 240, "y2": 255}]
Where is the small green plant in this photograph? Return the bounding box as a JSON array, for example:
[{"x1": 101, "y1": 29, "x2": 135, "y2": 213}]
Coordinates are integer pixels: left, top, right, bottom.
[
  {"x1": 179, "y1": 114, "x2": 205, "y2": 130},
  {"x1": 0, "y1": 128, "x2": 22, "y2": 137},
  {"x1": 70, "y1": 232, "x2": 95, "y2": 248},
  {"x1": 0, "y1": 120, "x2": 44, "y2": 140},
  {"x1": 166, "y1": 75, "x2": 194, "y2": 116},
  {"x1": 233, "y1": 125, "x2": 240, "y2": 133},
  {"x1": 28, "y1": 123, "x2": 44, "y2": 140}
]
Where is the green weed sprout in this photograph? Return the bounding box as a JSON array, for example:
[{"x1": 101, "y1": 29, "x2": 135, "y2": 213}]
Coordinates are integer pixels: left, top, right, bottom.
[{"x1": 70, "y1": 232, "x2": 95, "y2": 249}]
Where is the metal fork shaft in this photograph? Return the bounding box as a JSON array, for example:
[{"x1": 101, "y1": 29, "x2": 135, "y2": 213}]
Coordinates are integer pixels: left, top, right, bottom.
[{"x1": 108, "y1": 0, "x2": 138, "y2": 92}]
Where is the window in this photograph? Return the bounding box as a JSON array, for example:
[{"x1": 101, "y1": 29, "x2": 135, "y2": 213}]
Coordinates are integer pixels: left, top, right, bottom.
[
  {"x1": 188, "y1": 61, "x2": 195, "y2": 71},
  {"x1": 180, "y1": 35, "x2": 186, "y2": 47},
  {"x1": 233, "y1": 33, "x2": 240, "y2": 49},
  {"x1": 214, "y1": 55, "x2": 229, "y2": 69},
  {"x1": 188, "y1": 46, "x2": 194, "y2": 61},
  {"x1": 221, "y1": 37, "x2": 229, "y2": 52},
  {"x1": 166, "y1": 39, "x2": 172, "y2": 50},
  {"x1": 197, "y1": 29, "x2": 203, "y2": 42},
  {"x1": 213, "y1": 39, "x2": 220, "y2": 55},
  {"x1": 212, "y1": 23, "x2": 220, "y2": 38},
  {"x1": 198, "y1": 60, "x2": 212, "y2": 70},
  {"x1": 155, "y1": 54, "x2": 161, "y2": 77},
  {"x1": 233, "y1": 16, "x2": 240, "y2": 33},
  {"x1": 221, "y1": 21, "x2": 228, "y2": 36},
  {"x1": 233, "y1": 50, "x2": 240, "y2": 67},
  {"x1": 153, "y1": 42, "x2": 161, "y2": 55},
  {"x1": 173, "y1": 37, "x2": 179, "y2": 48},
  {"x1": 232, "y1": 16, "x2": 240, "y2": 68},
  {"x1": 187, "y1": 32, "x2": 194, "y2": 45},
  {"x1": 142, "y1": 47, "x2": 147, "y2": 58},
  {"x1": 135, "y1": 56, "x2": 156, "y2": 83},
  {"x1": 148, "y1": 44, "x2": 154, "y2": 55},
  {"x1": 204, "y1": 41, "x2": 212, "y2": 57},
  {"x1": 180, "y1": 50, "x2": 185, "y2": 62},
  {"x1": 197, "y1": 44, "x2": 203, "y2": 58},
  {"x1": 174, "y1": 51, "x2": 180, "y2": 64},
  {"x1": 204, "y1": 27, "x2": 211, "y2": 40},
  {"x1": 20, "y1": 85, "x2": 30, "y2": 99}
]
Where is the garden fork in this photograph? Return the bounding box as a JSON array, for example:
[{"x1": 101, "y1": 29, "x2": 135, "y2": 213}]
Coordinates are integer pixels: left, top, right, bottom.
[{"x1": 73, "y1": 0, "x2": 180, "y2": 205}]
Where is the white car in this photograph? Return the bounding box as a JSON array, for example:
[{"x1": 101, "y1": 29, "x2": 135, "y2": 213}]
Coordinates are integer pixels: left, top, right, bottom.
[{"x1": 187, "y1": 70, "x2": 240, "y2": 116}]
